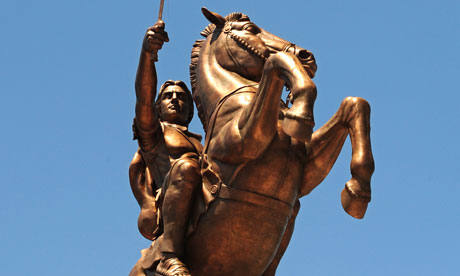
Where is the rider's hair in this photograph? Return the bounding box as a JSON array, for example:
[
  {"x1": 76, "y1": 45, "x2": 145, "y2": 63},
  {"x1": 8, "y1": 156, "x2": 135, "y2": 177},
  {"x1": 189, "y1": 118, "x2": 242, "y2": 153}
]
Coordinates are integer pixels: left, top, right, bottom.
[{"x1": 156, "y1": 80, "x2": 194, "y2": 124}]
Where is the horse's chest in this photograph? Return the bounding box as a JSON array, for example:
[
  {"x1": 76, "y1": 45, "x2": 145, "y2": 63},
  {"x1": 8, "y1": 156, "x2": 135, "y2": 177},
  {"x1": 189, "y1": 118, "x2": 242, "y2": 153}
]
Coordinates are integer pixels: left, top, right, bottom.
[
  {"x1": 234, "y1": 128, "x2": 306, "y2": 202},
  {"x1": 262, "y1": 132, "x2": 306, "y2": 176}
]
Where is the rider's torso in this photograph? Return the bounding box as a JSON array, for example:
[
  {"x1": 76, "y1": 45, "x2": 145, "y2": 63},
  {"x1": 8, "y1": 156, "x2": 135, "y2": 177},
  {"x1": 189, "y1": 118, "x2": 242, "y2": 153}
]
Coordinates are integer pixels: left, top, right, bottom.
[
  {"x1": 161, "y1": 123, "x2": 203, "y2": 163},
  {"x1": 138, "y1": 122, "x2": 203, "y2": 189}
]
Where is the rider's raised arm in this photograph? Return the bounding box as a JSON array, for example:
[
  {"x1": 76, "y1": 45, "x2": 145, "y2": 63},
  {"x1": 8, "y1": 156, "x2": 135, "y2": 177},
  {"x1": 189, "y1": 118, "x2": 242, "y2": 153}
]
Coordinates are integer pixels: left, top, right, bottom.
[{"x1": 134, "y1": 21, "x2": 169, "y2": 152}]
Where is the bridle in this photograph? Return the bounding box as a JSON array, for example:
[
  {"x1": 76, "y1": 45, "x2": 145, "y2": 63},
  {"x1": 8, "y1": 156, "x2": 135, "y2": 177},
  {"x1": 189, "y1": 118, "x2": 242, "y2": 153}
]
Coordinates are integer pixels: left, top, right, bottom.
[
  {"x1": 222, "y1": 22, "x2": 298, "y2": 106},
  {"x1": 224, "y1": 26, "x2": 268, "y2": 61},
  {"x1": 223, "y1": 22, "x2": 299, "y2": 62}
]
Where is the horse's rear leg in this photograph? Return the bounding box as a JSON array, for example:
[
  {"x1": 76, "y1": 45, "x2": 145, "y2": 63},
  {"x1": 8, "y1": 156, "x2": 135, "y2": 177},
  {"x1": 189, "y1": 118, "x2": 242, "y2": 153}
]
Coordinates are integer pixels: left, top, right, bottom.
[{"x1": 301, "y1": 97, "x2": 374, "y2": 219}]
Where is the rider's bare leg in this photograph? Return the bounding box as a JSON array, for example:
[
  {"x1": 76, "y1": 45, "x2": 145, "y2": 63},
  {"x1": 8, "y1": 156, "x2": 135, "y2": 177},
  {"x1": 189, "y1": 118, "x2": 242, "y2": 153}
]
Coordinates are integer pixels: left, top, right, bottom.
[
  {"x1": 129, "y1": 150, "x2": 160, "y2": 241},
  {"x1": 157, "y1": 157, "x2": 201, "y2": 276}
]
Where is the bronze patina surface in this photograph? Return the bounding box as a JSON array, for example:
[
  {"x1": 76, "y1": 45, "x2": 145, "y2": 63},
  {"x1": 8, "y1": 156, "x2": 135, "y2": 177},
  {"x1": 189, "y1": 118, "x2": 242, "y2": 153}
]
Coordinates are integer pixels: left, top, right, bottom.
[
  {"x1": 129, "y1": 20, "x2": 203, "y2": 276},
  {"x1": 129, "y1": 7, "x2": 374, "y2": 276}
]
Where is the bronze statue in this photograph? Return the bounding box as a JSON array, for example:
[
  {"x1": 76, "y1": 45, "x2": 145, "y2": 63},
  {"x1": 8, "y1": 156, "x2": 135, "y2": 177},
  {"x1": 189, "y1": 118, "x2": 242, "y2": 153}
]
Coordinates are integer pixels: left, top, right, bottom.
[
  {"x1": 129, "y1": 21, "x2": 203, "y2": 276},
  {"x1": 129, "y1": 7, "x2": 374, "y2": 276}
]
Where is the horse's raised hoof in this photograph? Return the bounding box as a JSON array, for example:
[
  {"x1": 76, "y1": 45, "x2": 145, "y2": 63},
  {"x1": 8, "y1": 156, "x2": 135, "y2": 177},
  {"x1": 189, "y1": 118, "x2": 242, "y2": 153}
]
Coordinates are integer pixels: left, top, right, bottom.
[
  {"x1": 281, "y1": 111, "x2": 313, "y2": 143},
  {"x1": 341, "y1": 179, "x2": 371, "y2": 219},
  {"x1": 155, "y1": 257, "x2": 191, "y2": 276}
]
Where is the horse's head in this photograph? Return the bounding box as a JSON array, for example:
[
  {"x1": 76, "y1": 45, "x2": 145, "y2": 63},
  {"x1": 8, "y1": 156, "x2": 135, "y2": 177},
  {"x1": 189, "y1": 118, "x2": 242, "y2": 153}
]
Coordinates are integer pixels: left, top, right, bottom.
[
  {"x1": 190, "y1": 8, "x2": 318, "y2": 132},
  {"x1": 201, "y1": 8, "x2": 317, "y2": 82}
]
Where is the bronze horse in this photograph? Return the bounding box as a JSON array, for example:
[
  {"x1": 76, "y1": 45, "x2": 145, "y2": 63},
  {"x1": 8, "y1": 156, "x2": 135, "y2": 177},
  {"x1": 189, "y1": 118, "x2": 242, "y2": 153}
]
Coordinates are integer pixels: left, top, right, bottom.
[{"x1": 133, "y1": 8, "x2": 374, "y2": 276}]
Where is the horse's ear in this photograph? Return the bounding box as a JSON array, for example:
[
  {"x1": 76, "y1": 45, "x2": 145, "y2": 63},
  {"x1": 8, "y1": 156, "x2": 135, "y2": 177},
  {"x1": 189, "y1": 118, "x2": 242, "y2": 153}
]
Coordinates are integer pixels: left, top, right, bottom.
[{"x1": 201, "y1": 7, "x2": 226, "y2": 27}]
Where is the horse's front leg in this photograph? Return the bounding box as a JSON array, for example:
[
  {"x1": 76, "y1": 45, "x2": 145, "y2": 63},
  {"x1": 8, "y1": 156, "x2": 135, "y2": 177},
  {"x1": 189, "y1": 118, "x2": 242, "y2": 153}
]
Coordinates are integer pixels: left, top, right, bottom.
[
  {"x1": 301, "y1": 97, "x2": 374, "y2": 219},
  {"x1": 239, "y1": 52, "x2": 316, "y2": 154},
  {"x1": 212, "y1": 52, "x2": 316, "y2": 161}
]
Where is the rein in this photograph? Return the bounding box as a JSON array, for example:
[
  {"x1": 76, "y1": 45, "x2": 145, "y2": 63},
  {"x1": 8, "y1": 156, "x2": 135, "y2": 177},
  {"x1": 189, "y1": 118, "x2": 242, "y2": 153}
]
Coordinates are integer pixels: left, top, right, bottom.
[
  {"x1": 197, "y1": 26, "x2": 301, "y2": 214},
  {"x1": 200, "y1": 25, "x2": 302, "y2": 213},
  {"x1": 199, "y1": 85, "x2": 295, "y2": 217},
  {"x1": 203, "y1": 85, "x2": 257, "y2": 153}
]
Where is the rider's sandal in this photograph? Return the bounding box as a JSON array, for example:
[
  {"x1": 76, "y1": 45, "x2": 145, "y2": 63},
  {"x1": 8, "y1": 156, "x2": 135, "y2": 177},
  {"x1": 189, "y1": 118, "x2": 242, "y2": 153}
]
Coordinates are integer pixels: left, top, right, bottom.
[{"x1": 155, "y1": 257, "x2": 191, "y2": 276}]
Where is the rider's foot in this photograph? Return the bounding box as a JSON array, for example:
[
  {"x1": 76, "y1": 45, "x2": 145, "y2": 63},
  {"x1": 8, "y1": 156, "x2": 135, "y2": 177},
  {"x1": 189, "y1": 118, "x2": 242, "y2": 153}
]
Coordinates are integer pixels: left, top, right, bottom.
[{"x1": 155, "y1": 255, "x2": 191, "y2": 276}]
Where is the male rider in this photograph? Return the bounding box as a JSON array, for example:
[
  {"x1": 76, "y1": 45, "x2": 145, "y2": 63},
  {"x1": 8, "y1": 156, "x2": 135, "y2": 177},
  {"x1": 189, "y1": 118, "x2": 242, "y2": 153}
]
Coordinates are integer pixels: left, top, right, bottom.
[{"x1": 129, "y1": 20, "x2": 202, "y2": 276}]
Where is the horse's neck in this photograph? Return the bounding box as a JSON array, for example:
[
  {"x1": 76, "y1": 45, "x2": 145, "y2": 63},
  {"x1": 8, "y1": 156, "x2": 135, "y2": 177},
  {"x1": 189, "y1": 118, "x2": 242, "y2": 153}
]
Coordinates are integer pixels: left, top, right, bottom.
[{"x1": 197, "y1": 42, "x2": 256, "y2": 121}]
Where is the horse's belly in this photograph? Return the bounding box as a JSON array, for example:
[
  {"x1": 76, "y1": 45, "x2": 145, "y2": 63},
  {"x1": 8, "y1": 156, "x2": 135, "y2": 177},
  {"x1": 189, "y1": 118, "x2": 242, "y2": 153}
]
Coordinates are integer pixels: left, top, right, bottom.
[{"x1": 185, "y1": 198, "x2": 290, "y2": 276}]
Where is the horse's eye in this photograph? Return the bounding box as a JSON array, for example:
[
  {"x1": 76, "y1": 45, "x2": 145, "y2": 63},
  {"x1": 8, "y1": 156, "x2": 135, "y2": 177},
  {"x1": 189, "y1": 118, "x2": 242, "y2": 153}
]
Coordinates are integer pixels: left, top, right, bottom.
[{"x1": 243, "y1": 24, "x2": 260, "y2": 34}]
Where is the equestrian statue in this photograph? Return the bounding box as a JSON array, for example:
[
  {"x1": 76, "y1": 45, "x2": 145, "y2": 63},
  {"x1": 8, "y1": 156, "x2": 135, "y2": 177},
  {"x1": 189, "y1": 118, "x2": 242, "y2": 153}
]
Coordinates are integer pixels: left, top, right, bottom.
[{"x1": 129, "y1": 7, "x2": 375, "y2": 276}]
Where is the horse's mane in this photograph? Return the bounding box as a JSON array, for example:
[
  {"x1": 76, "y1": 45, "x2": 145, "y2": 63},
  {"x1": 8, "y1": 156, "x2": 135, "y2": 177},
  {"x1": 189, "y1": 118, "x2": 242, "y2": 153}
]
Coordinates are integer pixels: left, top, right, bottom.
[{"x1": 190, "y1": 12, "x2": 250, "y2": 131}]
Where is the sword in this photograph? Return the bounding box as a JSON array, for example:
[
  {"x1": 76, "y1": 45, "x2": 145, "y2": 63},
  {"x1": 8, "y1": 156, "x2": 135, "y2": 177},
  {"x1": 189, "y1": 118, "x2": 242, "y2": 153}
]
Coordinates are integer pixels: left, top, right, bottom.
[
  {"x1": 158, "y1": 0, "x2": 165, "y2": 20},
  {"x1": 150, "y1": 0, "x2": 166, "y2": 62}
]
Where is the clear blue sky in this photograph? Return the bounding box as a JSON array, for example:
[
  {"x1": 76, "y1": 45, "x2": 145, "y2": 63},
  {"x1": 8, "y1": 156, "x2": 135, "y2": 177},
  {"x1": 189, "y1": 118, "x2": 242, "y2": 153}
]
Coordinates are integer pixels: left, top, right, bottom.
[{"x1": 1, "y1": 0, "x2": 459, "y2": 275}]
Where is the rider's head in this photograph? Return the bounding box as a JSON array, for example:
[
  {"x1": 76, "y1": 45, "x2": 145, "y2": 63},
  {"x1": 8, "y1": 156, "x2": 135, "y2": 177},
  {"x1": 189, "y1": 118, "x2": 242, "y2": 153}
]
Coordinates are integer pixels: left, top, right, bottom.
[{"x1": 156, "y1": 80, "x2": 194, "y2": 126}]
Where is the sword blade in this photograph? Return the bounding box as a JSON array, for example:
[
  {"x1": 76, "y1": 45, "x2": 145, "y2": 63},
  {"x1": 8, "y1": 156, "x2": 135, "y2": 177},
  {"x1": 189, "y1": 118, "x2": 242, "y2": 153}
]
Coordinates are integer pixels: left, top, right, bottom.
[{"x1": 158, "y1": 0, "x2": 165, "y2": 20}]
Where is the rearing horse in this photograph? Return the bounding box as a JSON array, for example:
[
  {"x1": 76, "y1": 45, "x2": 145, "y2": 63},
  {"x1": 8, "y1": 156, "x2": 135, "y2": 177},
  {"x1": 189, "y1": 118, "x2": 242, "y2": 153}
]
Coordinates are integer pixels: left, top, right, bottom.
[
  {"x1": 133, "y1": 8, "x2": 374, "y2": 276},
  {"x1": 187, "y1": 8, "x2": 374, "y2": 276}
]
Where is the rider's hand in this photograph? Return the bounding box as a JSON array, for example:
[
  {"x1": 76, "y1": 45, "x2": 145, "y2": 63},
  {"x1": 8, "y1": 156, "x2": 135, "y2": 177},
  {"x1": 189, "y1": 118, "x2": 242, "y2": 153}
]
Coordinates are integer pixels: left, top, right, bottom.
[{"x1": 143, "y1": 20, "x2": 169, "y2": 60}]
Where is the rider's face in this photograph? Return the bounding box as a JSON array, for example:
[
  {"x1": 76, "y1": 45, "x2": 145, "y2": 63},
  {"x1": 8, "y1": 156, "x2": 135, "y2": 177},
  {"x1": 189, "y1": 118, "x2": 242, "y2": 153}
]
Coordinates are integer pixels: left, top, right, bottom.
[{"x1": 158, "y1": 85, "x2": 190, "y2": 126}]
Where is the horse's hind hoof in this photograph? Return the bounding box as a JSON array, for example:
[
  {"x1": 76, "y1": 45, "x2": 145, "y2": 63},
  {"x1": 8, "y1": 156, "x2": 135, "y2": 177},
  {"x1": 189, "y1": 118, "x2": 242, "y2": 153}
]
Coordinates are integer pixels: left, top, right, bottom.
[{"x1": 281, "y1": 112, "x2": 314, "y2": 143}]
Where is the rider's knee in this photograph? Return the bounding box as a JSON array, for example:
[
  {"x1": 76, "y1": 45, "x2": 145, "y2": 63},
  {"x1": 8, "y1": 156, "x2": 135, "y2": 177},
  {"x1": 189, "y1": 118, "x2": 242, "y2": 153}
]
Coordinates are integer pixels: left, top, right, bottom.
[{"x1": 175, "y1": 158, "x2": 201, "y2": 182}]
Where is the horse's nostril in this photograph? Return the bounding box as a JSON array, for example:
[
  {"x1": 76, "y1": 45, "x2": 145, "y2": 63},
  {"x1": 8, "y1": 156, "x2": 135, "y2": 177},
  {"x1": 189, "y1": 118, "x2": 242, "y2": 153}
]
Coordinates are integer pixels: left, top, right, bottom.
[{"x1": 298, "y1": 50, "x2": 310, "y2": 60}]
